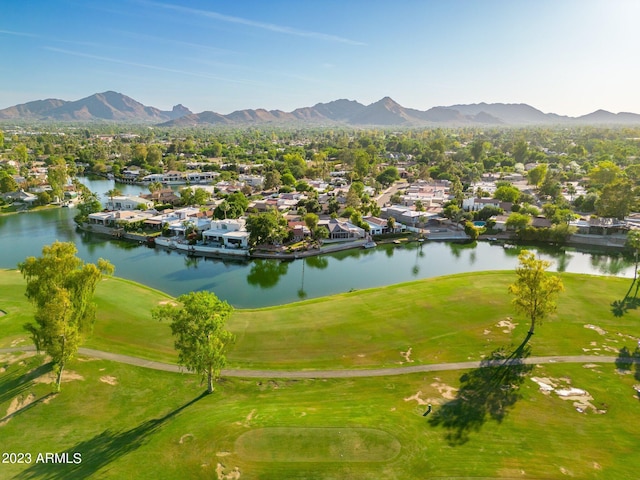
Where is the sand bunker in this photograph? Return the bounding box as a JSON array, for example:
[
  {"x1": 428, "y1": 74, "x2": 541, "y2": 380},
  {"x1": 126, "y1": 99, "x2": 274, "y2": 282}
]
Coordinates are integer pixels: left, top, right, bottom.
[
  {"x1": 531, "y1": 377, "x2": 605, "y2": 414},
  {"x1": 431, "y1": 381, "x2": 458, "y2": 400},
  {"x1": 497, "y1": 318, "x2": 518, "y2": 333},
  {"x1": 404, "y1": 391, "x2": 429, "y2": 406},
  {"x1": 158, "y1": 300, "x2": 178, "y2": 306},
  {"x1": 100, "y1": 376, "x2": 118, "y2": 385},
  {"x1": 34, "y1": 370, "x2": 84, "y2": 384},
  {"x1": 0, "y1": 309, "x2": 6, "y2": 317},
  {"x1": 216, "y1": 463, "x2": 241, "y2": 480},
  {"x1": 584, "y1": 324, "x2": 607, "y2": 335},
  {"x1": 400, "y1": 347, "x2": 414, "y2": 363},
  {"x1": 1, "y1": 393, "x2": 36, "y2": 426},
  {"x1": 179, "y1": 434, "x2": 194, "y2": 444}
]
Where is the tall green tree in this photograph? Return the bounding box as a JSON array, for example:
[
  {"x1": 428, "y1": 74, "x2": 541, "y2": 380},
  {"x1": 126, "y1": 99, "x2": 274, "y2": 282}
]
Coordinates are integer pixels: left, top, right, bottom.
[
  {"x1": 245, "y1": 209, "x2": 288, "y2": 246},
  {"x1": 595, "y1": 179, "x2": 635, "y2": 219},
  {"x1": 19, "y1": 242, "x2": 114, "y2": 391},
  {"x1": 508, "y1": 250, "x2": 564, "y2": 346},
  {"x1": 153, "y1": 291, "x2": 234, "y2": 394}
]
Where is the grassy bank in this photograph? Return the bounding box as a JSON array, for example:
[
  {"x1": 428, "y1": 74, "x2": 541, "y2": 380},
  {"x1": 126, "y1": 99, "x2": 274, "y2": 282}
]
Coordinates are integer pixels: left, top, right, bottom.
[
  {"x1": 1, "y1": 268, "x2": 640, "y2": 478},
  {"x1": 1, "y1": 269, "x2": 639, "y2": 369}
]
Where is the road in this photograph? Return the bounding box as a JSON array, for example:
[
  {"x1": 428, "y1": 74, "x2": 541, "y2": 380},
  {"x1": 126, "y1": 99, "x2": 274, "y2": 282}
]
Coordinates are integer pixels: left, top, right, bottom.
[{"x1": 1, "y1": 346, "x2": 634, "y2": 379}]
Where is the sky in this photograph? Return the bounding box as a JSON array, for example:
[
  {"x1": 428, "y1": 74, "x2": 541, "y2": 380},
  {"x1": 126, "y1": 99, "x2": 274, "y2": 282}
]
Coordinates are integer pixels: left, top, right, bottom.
[{"x1": 1, "y1": 0, "x2": 639, "y2": 117}]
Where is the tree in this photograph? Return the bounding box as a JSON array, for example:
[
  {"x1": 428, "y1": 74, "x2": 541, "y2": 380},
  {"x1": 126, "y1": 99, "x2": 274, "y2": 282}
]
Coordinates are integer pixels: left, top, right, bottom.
[
  {"x1": 303, "y1": 212, "x2": 319, "y2": 233},
  {"x1": 376, "y1": 166, "x2": 400, "y2": 187},
  {"x1": 18, "y1": 242, "x2": 114, "y2": 391},
  {"x1": 527, "y1": 164, "x2": 547, "y2": 187},
  {"x1": 0, "y1": 171, "x2": 19, "y2": 193},
  {"x1": 596, "y1": 178, "x2": 635, "y2": 219},
  {"x1": 264, "y1": 170, "x2": 281, "y2": 190},
  {"x1": 245, "y1": 209, "x2": 288, "y2": 246},
  {"x1": 47, "y1": 157, "x2": 68, "y2": 202},
  {"x1": 74, "y1": 192, "x2": 102, "y2": 224},
  {"x1": 505, "y1": 212, "x2": 531, "y2": 231},
  {"x1": 493, "y1": 184, "x2": 520, "y2": 203},
  {"x1": 508, "y1": 250, "x2": 564, "y2": 346},
  {"x1": 193, "y1": 187, "x2": 209, "y2": 206},
  {"x1": 464, "y1": 221, "x2": 479, "y2": 241},
  {"x1": 152, "y1": 291, "x2": 234, "y2": 394}
]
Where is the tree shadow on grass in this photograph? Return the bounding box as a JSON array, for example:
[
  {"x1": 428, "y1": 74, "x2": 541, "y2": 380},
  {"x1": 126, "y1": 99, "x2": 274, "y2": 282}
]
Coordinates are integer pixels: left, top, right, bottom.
[
  {"x1": 615, "y1": 346, "x2": 640, "y2": 399},
  {"x1": 14, "y1": 391, "x2": 208, "y2": 480},
  {"x1": 428, "y1": 343, "x2": 533, "y2": 446},
  {"x1": 0, "y1": 357, "x2": 52, "y2": 405},
  {"x1": 610, "y1": 276, "x2": 640, "y2": 317}
]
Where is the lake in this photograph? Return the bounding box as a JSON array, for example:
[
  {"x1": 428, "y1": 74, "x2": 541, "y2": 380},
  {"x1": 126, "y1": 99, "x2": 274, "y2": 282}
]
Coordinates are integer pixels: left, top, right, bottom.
[{"x1": 0, "y1": 178, "x2": 634, "y2": 308}]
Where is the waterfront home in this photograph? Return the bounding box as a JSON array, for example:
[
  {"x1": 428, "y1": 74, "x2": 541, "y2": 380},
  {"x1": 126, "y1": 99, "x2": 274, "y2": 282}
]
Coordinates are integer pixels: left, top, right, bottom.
[
  {"x1": 287, "y1": 221, "x2": 311, "y2": 241},
  {"x1": 87, "y1": 210, "x2": 156, "y2": 227},
  {"x1": 363, "y1": 216, "x2": 406, "y2": 235},
  {"x1": 2, "y1": 189, "x2": 38, "y2": 205},
  {"x1": 380, "y1": 205, "x2": 439, "y2": 227},
  {"x1": 319, "y1": 218, "x2": 365, "y2": 241},
  {"x1": 202, "y1": 218, "x2": 250, "y2": 249},
  {"x1": 105, "y1": 195, "x2": 154, "y2": 211}
]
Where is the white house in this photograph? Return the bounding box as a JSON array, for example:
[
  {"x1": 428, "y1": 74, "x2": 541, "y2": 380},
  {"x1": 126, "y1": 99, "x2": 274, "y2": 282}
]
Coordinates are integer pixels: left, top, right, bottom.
[
  {"x1": 105, "y1": 195, "x2": 154, "y2": 211},
  {"x1": 202, "y1": 218, "x2": 249, "y2": 249}
]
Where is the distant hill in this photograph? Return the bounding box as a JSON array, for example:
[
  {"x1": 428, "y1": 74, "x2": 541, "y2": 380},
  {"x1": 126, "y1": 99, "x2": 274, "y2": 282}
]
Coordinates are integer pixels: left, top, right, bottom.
[
  {"x1": 0, "y1": 91, "x2": 192, "y2": 122},
  {"x1": 2, "y1": 91, "x2": 640, "y2": 127}
]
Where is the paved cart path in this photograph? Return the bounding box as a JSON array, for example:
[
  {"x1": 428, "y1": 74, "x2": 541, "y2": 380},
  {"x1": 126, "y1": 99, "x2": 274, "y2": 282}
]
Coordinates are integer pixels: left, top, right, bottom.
[{"x1": 1, "y1": 345, "x2": 634, "y2": 379}]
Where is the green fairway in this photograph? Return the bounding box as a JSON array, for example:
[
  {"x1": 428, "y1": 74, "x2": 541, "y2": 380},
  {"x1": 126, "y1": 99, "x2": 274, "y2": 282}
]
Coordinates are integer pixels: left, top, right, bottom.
[
  {"x1": 2, "y1": 269, "x2": 639, "y2": 370},
  {"x1": 1, "y1": 354, "x2": 639, "y2": 479},
  {"x1": 1, "y1": 268, "x2": 640, "y2": 478}
]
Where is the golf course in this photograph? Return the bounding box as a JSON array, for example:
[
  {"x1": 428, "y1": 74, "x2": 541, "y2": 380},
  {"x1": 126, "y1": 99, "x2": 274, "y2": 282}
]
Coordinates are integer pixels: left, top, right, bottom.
[{"x1": 1, "y1": 268, "x2": 639, "y2": 479}]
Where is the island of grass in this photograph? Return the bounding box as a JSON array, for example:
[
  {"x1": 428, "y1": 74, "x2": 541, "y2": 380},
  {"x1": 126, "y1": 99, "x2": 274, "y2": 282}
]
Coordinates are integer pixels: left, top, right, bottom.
[{"x1": 1, "y1": 269, "x2": 639, "y2": 479}]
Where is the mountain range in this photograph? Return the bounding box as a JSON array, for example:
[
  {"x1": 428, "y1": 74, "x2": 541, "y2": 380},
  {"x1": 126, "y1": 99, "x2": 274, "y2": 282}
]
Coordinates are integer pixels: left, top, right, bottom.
[{"x1": 2, "y1": 91, "x2": 640, "y2": 127}]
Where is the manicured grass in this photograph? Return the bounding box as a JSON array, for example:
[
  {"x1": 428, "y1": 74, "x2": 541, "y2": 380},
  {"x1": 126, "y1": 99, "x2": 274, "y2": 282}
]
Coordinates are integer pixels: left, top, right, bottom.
[
  {"x1": 2, "y1": 268, "x2": 640, "y2": 478},
  {"x1": 1, "y1": 354, "x2": 639, "y2": 479},
  {"x1": 2, "y1": 269, "x2": 639, "y2": 369}
]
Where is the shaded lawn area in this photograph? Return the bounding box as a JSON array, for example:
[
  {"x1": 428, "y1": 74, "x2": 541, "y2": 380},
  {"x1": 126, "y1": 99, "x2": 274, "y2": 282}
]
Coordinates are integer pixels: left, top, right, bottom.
[{"x1": 1, "y1": 355, "x2": 639, "y2": 479}]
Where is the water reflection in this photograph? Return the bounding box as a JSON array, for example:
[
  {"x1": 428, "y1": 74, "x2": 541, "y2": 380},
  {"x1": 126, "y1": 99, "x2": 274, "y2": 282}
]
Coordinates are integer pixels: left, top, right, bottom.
[{"x1": 247, "y1": 259, "x2": 290, "y2": 289}]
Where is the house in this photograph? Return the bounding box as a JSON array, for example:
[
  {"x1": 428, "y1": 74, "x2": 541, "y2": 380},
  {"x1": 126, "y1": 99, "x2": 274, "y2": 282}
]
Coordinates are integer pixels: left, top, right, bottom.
[
  {"x1": 462, "y1": 197, "x2": 512, "y2": 212},
  {"x1": 239, "y1": 174, "x2": 264, "y2": 188},
  {"x1": 105, "y1": 195, "x2": 154, "y2": 211},
  {"x1": 363, "y1": 216, "x2": 405, "y2": 235},
  {"x1": 2, "y1": 190, "x2": 38, "y2": 205},
  {"x1": 288, "y1": 221, "x2": 311, "y2": 241},
  {"x1": 202, "y1": 218, "x2": 249, "y2": 249},
  {"x1": 380, "y1": 206, "x2": 438, "y2": 227},
  {"x1": 319, "y1": 218, "x2": 365, "y2": 241}
]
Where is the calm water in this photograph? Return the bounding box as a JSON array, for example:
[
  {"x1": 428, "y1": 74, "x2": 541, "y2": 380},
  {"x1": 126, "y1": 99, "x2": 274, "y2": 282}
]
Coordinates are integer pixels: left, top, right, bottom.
[{"x1": 0, "y1": 178, "x2": 634, "y2": 308}]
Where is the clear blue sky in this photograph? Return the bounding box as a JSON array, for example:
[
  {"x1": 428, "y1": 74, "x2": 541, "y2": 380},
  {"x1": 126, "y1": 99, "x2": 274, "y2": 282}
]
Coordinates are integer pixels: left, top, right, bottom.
[{"x1": 1, "y1": 0, "x2": 639, "y2": 116}]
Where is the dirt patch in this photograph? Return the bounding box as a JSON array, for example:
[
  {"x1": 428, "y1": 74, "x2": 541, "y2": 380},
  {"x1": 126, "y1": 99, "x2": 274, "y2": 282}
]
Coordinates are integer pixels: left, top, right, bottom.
[
  {"x1": 216, "y1": 463, "x2": 241, "y2": 480},
  {"x1": 1, "y1": 393, "x2": 36, "y2": 426},
  {"x1": 236, "y1": 409, "x2": 256, "y2": 427},
  {"x1": 10, "y1": 338, "x2": 25, "y2": 347},
  {"x1": 33, "y1": 370, "x2": 84, "y2": 384},
  {"x1": 0, "y1": 352, "x2": 36, "y2": 365},
  {"x1": 100, "y1": 376, "x2": 118, "y2": 386},
  {"x1": 531, "y1": 377, "x2": 606, "y2": 414},
  {"x1": 497, "y1": 318, "x2": 518, "y2": 333},
  {"x1": 400, "y1": 347, "x2": 414, "y2": 363},
  {"x1": 584, "y1": 324, "x2": 607, "y2": 335},
  {"x1": 179, "y1": 433, "x2": 194, "y2": 444},
  {"x1": 404, "y1": 391, "x2": 429, "y2": 406},
  {"x1": 216, "y1": 451, "x2": 231, "y2": 457},
  {"x1": 431, "y1": 380, "x2": 458, "y2": 400}
]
